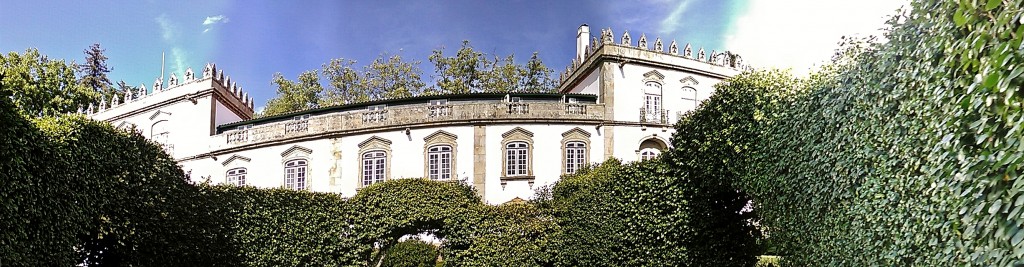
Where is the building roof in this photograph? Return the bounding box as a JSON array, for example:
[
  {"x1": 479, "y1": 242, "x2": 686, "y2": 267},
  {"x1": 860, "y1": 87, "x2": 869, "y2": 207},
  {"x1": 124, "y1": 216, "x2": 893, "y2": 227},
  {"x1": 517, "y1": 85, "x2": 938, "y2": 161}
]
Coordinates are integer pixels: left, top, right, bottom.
[{"x1": 217, "y1": 92, "x2": 598, "y2": 131}]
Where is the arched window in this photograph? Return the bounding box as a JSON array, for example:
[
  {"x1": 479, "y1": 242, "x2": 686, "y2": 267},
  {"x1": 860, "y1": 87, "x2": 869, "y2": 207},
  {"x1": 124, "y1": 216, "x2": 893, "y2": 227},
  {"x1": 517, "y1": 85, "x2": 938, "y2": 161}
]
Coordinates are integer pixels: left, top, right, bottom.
[
  {"x1": 505, "y1": 142, "x2": 529, "y2": 177},
  {"x1": 427, "y1": 145, "x2": 453, "y2": 180},
  {"x1": 151, "y1": 120, "x2": 171, "y2": 152},
  {"x1": 362, "y1": 150, "x2": 387, "y2": 186},
  {"x1": 638, "y1": 138, "x2": 668, "y2": 161},
  {"x1": 226, "y1": 167, "x2": 246, "y2": 186},
  {"x1": 564, "y1": 141, "x2": 586, "y2": 174},
  {"x1": 284, "y1": 159, "x2": 307, "y2": 190},
  {"x1": 640, "y1": 149, "x2": 660, "y2": 161},
  {"x1": 644, "y1": 81, "x2": 663, "y2": 122}
]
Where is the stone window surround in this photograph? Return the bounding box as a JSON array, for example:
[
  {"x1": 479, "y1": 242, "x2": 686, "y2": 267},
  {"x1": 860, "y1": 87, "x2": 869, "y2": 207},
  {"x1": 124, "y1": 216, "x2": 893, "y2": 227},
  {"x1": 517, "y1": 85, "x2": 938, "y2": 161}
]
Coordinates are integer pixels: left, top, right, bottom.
[
  {"x1": 560, "y1": 127, "x2": 592, "y2": 175},
  {"x1": 358, "y1": 136, "x2": 392, "y2": 188},
  {"x1": 280, "y1": 145, "x2": 313, "y2": 190},
  {"x1": 500, "y1": 127, "x2": 535, "y2": 186},
  {"x1": 220, "y1": 154, "x2": 252, "y2": 185},
  {"x1": 635, "y1": 135, "x2": 669, "y2": 160},
  {"x1": 423, "y1": 130, "x2": 458, "y2": 181}
]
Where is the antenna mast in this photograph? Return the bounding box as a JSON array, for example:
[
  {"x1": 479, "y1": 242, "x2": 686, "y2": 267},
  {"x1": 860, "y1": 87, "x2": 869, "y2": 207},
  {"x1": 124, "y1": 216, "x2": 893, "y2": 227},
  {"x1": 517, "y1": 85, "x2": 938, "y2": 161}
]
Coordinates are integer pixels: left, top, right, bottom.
[{"x1": 160, "y1": 52, "x2": 165, "y2": 83}]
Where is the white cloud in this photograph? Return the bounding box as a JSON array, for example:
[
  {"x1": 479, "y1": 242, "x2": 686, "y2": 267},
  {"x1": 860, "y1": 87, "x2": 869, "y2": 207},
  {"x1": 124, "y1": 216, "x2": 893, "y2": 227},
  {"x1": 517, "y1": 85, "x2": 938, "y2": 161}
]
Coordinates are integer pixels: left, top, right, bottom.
[
  {"x1": 203, "y1": 15, "x2": 229, "y2": 25},
  {"x1": 659, "y1": 0, "x2": 693, "y2": 35},
  {"x1": 155, "y1": 14, "x2": 177, "y2": 41},
  {"x1": 724, "y1": 0, "x2": 909, "y2": 76},
  {"x1": 170, "y1": 47, "x2": 188, "y2": 75},
  {"x1": 202, "y1": 15, "x2": 229, "y2": 33}
]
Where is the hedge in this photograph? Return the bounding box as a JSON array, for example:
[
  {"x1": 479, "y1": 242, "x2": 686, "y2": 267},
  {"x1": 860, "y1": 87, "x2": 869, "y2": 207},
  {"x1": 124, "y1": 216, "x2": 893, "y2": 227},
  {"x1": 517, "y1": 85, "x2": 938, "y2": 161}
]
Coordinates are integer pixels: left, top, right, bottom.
[{"x1": 733, "y1": 1, "x2": 1024, "y2": 265}]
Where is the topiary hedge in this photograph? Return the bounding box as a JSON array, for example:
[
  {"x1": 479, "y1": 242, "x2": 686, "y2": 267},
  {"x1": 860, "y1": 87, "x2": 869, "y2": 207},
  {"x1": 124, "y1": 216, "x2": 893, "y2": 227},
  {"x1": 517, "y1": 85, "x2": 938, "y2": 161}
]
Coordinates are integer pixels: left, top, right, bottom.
[{"x1": 731, "y1": 1, "x2": 1024, "y2": 265}]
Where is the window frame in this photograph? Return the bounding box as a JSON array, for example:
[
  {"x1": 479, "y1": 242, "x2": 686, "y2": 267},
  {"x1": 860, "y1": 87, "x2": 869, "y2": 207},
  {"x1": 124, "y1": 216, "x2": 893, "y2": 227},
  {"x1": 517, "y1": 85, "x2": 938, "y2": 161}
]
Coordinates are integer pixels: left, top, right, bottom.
[
  {"x1": 361, "y1": 150, "x2": 387, "y2": 187},
  {"x1": 226, "y1": 167, "x2": 247, "y2": 186},
  {"x1": 505, "y1": 141, "x2": 530, "y2": 177},
  {"x1": 284, "y1": 159, "x2": 308, "y2": 190},
  {"x1": 426, "y1": 145, "x2": 453, "y2": 180}
]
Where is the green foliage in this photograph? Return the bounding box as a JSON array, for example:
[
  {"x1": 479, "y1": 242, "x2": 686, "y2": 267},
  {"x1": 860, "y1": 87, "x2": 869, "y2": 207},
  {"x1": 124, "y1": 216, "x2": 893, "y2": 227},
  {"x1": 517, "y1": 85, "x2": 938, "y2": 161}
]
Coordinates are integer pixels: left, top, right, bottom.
[
  {"x1": 455, "y1": 202, "x2": 555, "y2": 266},
  {"x1": 1, "y1": 48, "x2": 97, "y2": 116},
  {"x1": 364, "y1": 52, "x2": 426, "y2": 99},
  {"x1": 381, "y1": 238, "x2": 439, "y2": 267},
  {"x1": 198, "y1": 185, "x2": 359, "y2": 266},
  {"x1": 78, "y1": 43, "x2": 117, "y2": 100},
  {"x1": 428, "y1": 40, "x2": 557, "y2": 94},
  {"x1": 429, "y1": 40, "x2": 487, "y2": 94},
  {"x1": 261, "y1": 70, "x2": 325, "y2": 116},
  {"x1": 670, "y1": 70, "x2": 797, "y2": 266},
  {"x1": 736, "y1": 1, "x2": 1024, "y2": 265}
]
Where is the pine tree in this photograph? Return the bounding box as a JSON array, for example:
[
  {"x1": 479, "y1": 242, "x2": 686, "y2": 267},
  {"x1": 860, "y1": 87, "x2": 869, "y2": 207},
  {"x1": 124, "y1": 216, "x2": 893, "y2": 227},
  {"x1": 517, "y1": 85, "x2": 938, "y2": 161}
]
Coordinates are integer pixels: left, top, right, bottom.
[{"x1": 79, "y1": 43, "x2": 116, "y2": 100}]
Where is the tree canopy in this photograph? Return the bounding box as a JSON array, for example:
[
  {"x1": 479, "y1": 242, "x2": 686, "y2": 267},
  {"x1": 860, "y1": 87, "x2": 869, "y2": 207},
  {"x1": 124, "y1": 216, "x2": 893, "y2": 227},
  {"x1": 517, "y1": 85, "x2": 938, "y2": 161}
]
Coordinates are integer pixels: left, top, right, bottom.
[
  {"x1": 259, "y1": 41, "x2": 558, "y2": 117},
  {"x1": 79, "y1": 43, "x2": 117, "y2": 100},
  {"x1": 0, "y1": 48, "x2": 97, "y2": 117}
]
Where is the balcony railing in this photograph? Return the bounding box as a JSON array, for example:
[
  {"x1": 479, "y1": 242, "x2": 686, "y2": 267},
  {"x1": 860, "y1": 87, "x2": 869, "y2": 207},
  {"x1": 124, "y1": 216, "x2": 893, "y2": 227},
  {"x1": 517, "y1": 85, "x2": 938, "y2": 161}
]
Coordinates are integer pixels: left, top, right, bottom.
[
  {"x1": 284, "y1": 120, "x2": 309, "y2": 133},
  {"x1": 220, "y1": 102, "x2": 604, "y2": 147},
  {"x1": 428, "y1": 105, "x2": 452, "y2": 118},
  {"x1": 640, "y1": 108, "x2": 669, "y2": 124}
]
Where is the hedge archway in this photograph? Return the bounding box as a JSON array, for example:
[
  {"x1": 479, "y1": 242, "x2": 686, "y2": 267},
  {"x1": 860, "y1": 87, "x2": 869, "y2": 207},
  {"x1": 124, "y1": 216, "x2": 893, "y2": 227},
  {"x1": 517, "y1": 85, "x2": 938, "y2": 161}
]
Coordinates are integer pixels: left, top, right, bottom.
[{"x1": 349, "y1": 179, "x2": 485, "y2": 265}]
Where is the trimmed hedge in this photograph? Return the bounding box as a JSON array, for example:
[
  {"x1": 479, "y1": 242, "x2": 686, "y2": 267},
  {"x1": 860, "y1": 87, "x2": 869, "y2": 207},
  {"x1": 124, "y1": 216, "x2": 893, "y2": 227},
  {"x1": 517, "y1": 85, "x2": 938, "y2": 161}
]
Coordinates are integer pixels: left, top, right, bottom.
[{"x1": 725, "y1": 1, "x2": 1024, "y2": 265}]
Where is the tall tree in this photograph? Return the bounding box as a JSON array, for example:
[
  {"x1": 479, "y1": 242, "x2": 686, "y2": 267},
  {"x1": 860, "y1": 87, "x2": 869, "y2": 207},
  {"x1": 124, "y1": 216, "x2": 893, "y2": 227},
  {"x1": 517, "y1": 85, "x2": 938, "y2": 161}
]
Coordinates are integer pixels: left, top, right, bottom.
[
  {"x1": 521, "y1": 52, "x2": 558, "y2": 93},
  {"x1": 79, "y1": 43, "x2": 116, "y2": 100},
  {"x1": 480, "y1": 54, "x2": 524, "y2": 92},
  {"x1": 260, "y1": 70, "x2": 323, "y2": 117},
  {"x1": 364, "y1": 52, "x2": 425, "y2": 100},
  {"x1": 0, "y1": 49, "x2": 96, "y2": 116},
  {"x1": 115, "y1": 80, "x2": 139, "y2": 100},
  {"x1": 321, "y1": 58, "x2": 369, "y2": 106},
  {"x1": 429, "y1": 40, "x2": 488, "y2": 94}
]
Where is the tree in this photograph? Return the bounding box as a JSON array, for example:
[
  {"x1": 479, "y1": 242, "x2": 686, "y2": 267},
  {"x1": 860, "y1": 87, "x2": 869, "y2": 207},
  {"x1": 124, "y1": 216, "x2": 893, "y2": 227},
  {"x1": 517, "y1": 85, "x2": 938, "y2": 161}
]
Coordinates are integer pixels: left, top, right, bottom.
[
  {"x1": 0, "y1": 48, "x2": 96, "y2": 116},
  {"x1": 521, "y1": 52, "x2": 557, "y2": 93},
  {"x1": 428, "y1": 40, "x2": 487, "y2": 94},
  {"x1": 364, "y1": 52, "x2": 425, "y2": 100},
  {"x1": 79, "y1": 43, "x2": 117, "y2": 100},
  {"x1": 480, "y1": 54, "x2": 524, "y2": 92},
  {"x1": 321, "y1": 58, "x2": 369, "y2": 106},
  {"x1": 260, "y1": 70, "x2": 323, "y2": 117}
]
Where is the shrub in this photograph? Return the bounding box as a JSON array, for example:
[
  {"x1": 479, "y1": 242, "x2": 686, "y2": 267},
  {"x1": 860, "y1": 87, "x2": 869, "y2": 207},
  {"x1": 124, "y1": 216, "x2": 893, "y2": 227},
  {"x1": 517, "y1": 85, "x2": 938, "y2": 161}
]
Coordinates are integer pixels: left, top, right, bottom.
[{"x1": 381, "y1": 238, "x2": 439, "y2": 267}]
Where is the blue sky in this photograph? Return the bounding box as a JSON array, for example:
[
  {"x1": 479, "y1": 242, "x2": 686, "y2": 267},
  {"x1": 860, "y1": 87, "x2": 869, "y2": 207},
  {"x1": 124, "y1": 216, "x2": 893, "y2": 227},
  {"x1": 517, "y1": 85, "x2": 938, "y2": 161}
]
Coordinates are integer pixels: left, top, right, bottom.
[{"x1": 0, "y1": 0, "x2": 905, "y2": 110}]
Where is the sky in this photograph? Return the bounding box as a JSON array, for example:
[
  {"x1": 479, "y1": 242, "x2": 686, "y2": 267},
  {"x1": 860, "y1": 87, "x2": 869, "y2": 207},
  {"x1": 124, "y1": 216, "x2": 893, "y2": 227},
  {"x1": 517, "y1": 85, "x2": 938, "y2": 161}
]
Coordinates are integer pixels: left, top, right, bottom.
[{"x1": 0, "y1": 0, "x2": 908, "y2": 111}]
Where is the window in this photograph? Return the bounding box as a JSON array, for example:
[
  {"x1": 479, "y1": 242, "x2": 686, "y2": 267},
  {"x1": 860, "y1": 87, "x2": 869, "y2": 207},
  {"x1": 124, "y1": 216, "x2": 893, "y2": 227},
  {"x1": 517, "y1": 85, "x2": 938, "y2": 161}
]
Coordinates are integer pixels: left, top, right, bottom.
[
  {"x1": 151, "y1": 120, "x2": 172, "y2": 153},
  {"x1": 640, "y1": 149, "x2": 660, "y2": 160},
  {"x1": 430, "y1": 99, "x2": 448, "y2": 105},
  {"x1": 284, "y1": 159, "x2": 307, "y2": 190},
  {"x1": 644, "y1": 93, "x2": 662, "y2": 121},
  {"x1": 427, "y1": 145, "x2": 453, "y2": 180},
  {"x1": 506, "y1": 142, "x2": 529, "y2": 176},
  {"x1": 226, "y1": 167, "x2": 246, "y2": 186},
  {"x1": 565, "y1": 142, "x2": 586, "y2": 174},
  {"x1": 362, "y1": 150, "x2": 387, "y2": 186},
  {"x1": 367, "y1": 104, "x2": 386, "y2": 111}
]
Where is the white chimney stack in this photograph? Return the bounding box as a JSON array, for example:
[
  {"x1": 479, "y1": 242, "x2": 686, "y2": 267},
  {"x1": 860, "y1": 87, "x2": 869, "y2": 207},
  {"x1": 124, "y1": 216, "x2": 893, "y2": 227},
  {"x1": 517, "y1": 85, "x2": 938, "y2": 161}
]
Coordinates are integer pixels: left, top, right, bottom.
[{"x1": 576, "y1": 24, "x2": 590, "y2": 62}]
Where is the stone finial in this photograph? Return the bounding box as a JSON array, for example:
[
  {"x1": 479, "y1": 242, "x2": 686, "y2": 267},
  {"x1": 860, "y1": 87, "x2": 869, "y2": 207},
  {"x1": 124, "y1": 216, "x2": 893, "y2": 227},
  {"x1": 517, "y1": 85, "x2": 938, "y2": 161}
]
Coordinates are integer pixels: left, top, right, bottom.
[
  {"x1": 111, "y1": 94, "x2": 120, "y2": 106},
  {"x1": 602, "y1": 28, "x2": 613, "y2": 44},
  {"x1": 638, "y1": 34, "x2": 648, "y2": 49},
  {"x1": 698, "y1": 47, "x2": 706, "y2": 61},
  {"x1": 621, "y1": 31, "x2": 631, "y2": 46},
  {"x1": 87, "y1": 103, "x2": 94, "y2": 114},
  {"x1": 202, "y1": 63, "x2": 213, "y2": 79},
  {"x1": 185, "y1": 67, "x2": 195, "y2": 82},
  {"x1": 248, "y1": 97, "x2": 254, "y2": 109},
  {"x1": 590, "y1": 36, "x2": 598, "y2": 53},
  {"x1": 230, "y1": 81, "x2": 238, "y2": 94},
  {"x1": 138, "y1": 84, "x2": 147, "y2": 98},
  {"x1": 684, "y1": 43, "x2": 693, "y2": 58},
  {"x1": 669, "y1": 40, "x2": 679, "y2": 55},
  {"x1": 124, "y1": 89, "x2": 132, "y2": 103},
  {"x1": 169, "y1": 73, "x2": 179, "y2": 87},
  {"x1": 153, "y1": 78, "x2": 163, "y2": 92},
  {"x1": 654, "y1": 37, "x2": 663, "y2": 52},
  {"x1": 217, "y1": 70, "x2": 225, "y2": 82},
  {"x1": 99, "y1": 97, "x2": 107, "y2": 111}
]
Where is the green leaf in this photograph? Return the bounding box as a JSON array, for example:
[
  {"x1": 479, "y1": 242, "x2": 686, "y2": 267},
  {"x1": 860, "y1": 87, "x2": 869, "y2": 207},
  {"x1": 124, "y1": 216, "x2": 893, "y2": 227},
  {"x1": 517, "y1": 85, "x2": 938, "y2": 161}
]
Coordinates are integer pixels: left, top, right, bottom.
[{"x1": 985, "y1": 0, "x2": 1001, "y2": 11}]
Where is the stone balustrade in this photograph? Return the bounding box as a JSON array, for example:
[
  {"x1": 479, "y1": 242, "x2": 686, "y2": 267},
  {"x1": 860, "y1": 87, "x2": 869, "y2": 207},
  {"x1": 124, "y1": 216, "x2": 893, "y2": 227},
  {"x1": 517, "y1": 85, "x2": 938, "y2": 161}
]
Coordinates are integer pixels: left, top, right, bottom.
[{"x1": 218, "y1": 102, "x2": 605, "y2": 148}]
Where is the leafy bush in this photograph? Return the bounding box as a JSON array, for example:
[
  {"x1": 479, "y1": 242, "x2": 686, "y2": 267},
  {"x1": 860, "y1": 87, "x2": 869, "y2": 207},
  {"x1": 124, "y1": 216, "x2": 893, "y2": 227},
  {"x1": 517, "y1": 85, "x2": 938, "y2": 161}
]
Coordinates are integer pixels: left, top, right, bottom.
[{"x1": 381, "y1": 238, "x2": 439, "y2": 267}]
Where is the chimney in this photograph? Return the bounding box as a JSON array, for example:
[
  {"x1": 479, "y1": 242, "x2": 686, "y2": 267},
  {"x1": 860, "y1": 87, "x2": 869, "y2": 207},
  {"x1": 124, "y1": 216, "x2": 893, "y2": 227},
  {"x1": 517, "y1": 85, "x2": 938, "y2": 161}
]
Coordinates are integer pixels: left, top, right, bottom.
[{"x1": 576, "y1": 24, "x2": 590, "y2": 62}]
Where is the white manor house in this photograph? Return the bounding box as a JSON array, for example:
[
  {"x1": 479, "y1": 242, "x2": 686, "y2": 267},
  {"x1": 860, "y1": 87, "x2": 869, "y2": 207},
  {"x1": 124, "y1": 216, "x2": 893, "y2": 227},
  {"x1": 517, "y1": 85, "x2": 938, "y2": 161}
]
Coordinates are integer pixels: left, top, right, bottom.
[{"x1": 86, "y1": 25, "x2": 748, "y2": 204}]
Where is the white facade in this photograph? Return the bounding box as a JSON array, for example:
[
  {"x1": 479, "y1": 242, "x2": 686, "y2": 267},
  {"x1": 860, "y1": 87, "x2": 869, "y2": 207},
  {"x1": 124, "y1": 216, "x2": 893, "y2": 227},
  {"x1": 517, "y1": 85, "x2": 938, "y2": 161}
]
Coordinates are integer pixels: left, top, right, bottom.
[{"x1": 86, "y1": 25, "x2": 748, "y2": 204}]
